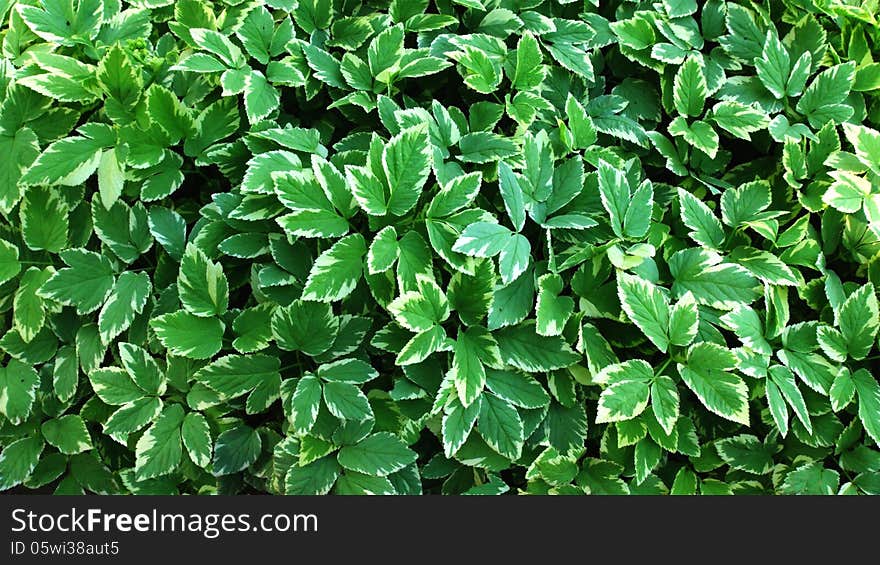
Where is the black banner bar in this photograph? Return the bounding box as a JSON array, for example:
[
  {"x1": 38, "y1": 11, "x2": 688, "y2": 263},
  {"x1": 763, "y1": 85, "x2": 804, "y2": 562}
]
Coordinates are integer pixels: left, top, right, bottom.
[{"x1": 0, "y1": 495, "x2": 872, "y2": 563}]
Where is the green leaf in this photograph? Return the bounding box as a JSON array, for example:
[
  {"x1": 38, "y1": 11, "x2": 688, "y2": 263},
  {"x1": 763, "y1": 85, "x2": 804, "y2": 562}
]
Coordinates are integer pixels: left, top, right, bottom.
[
  {"x1": 302, "y1": 43, "x2": 345, "y2": 89},
  {"x1": 103, "y1": 397, "x2": 162, "y2": 439},
  {"x1": 495, "y1": 322, "x2": 580, "y2": 372},
  {"x1": 765, "y1": 379, "x2": 789, "y2": 437},
  {"x1": 287, "y1": 375, "x2": 323, "y2": 433},
  {"x1": 451, "y1": 260, "x2": 496, "y2": 327},
  {"x1": 151, "y1": 311, "x2": 224, "y2": 360},
  {"x1": 673, "y1": 56, "x2": 707, "y2": 117},
  {"x1": 838, "y1": 284, "x2": 879, "y2": 360},
  {"x1": 194, "y1": 354, "x2": 279, "y2": 400},
  {"x1": 146, "y1": 85, "x2": 191, "y2": 143},
  {"x1": 497, "y1": 161, "x2": 525, "y2": 232},
  {"x1": 190, "y1": 28, "x2": 244, "y2": 67},
  {"x1": 535, "y1": 273, "x2": 574, "y2": 337},
  {"x1": 796, "y1": 62, "x2": 856, "y2": 117},
  {"x1": 181, "y1": 412, "x2": 212, "y2": 468},
  {"x1": 317, "y1": 359, "x2": 378, "y2": 384},
  {"x1": 21, "y1": 135, "x2": 108, "y2": 186},
  {"x1": 368, "y1": 24, "x2": 404, "y2": 81},
  {"x1": 453, "y1": 221, "x2": 512, "y2": 257},
  {"x1": 663, "y1": 0, "x2": 697, "y2": 17},
  {"x1": 272, "y1": 172, "x2": 349, "y2": 238},
  {"x1": 345, "y1": 164, "x2": 388, "y2": 216},
  {"x1": 453, "y1": 46, "x2": 502, "y2": 94},
  {"x1": 498, "y1": 233, "x2": 530, "y2": 285},
  {"x1": 334, "y1": 471, "x2": 395, "y2": 495},
  {"x1": 41, "y1": 415, "x2": 93, "y2": 455},
  {"x1": 754, "y1": 32, "x2": 790, "y2": 99},
  {"x1": 678, "y1": 343, "x2": 749, "y2": 425},
  {"x1": 768, "y1": 365, "x2": 811, "y2": 434},
  {"x1": 213, "y1": 425, "x2": 261, "y2": 476},
  {"x1": 0, "y1": 359, "x2": 40, "y2": 425},
  {"x1": 232, "y1": 306, "x2": 274, "y2": 354},
  {"x1": 299, "y1": 435, "x2": 336, "y2": 467},
  {"x1": 301, "y1": 234, "x2": 366, "y2": 302},
  {"x1": 323, "y1": 381, "x2": 372, "y2": 421},
  {"x1": 478, "y1": 393, "x2": 524, "y2": 460},
  {"x1": 14, "y1": 267, "x2": 51, "y2": 342},
  {"x1": 669, "y1": 117, "x2": 719, "y2": 158},
  {"x1": 597, "y1": 160, "x2": 629, "y2": 239},
  {"x1": 244, "y1": 71, "x2": 279, "y2": 123},
  {"x1": 778, "y1": 349, "x2": 835, "y2": 395},
  {"x1": 668, "y1": 293, "x2": 699, "y2": 347},
  {"x1": 97, "y1": 148, "x2": 125, "y2": 209},
  {"x1": 178, "y1": 244, "x2": 229, "y2": 317},
  {"x1": 715, "y1": 434, "x2": 775, "y2": 475},
  {"x1": 185, "y1": 97, "x2": 239, "y2": 158},
  {"x1": 271, "y1": 300, "x2": 339, "y2": 356},
  {"x1": 787, "y1": 52, "x2": 812, "y2": 97},
  {"x1": 0, "y1": 128, "x2": 40, "y2": 214},
  {"x1": 721, "y1": 181, "x2": 771, "y2": 228},
  {"x1": 597, "y1": 160, "x2": 653, "y2": 239},
  {"x1": 634, "y1": 437, "x2": 661, "y2": 484},
  {"x1": 781, "y1": 462, "x2": 839, "y2": 495},
  {"x1": 458, "y1": 132, "x2": 518, "y2": 163},
  {"x1": 669, "y1": 248, "x2": 760, "y2": 309},
  {"x1": 830, "y1": 370, "x2": 855, "y2": 413},
  {"x1": 711, "y1": 101, "x2": 769, "y2": 140},
  {"x1": 0, "y1": 239, "x2": 21, "y2": 285},
  {"x1": 678, "y1": 189, "x2": 725, "y2": 249},
  {"x1": 286, "y1": 456, "x2": 341, "y2": 495},
  {"x1": 337, "y1": 432, "x2": 417, "y2": 476},
  {"x1": 564, "y1": 95, "x2": 597, "y2": 150},
  {"x1": 0, "y1": 436, "x2": 44, "y2": 491},
  {"x1": 135, "y1": 404, "x2": 184, "y2": 480},
  {"x1": 99, "y1": 271, "x2": 151, "y2": 345},
  {"x1": 118, "y1": 342, "x2": 163, "y2": 397},
  {"x1": 38, "y1": 248, "x2": 114, "y2": 315},
  {"x1": 853, "y1": 369, "x2": 880, "y2": 446},
  {"x1": 623, "y1": 180, "x2": 654, "y2": 240},
  {"x1": 53, "y1": 347, "x2": 78, "y2": 403},
  {"x1": 442, "y1": 397, "x2": 481, "y2": 457},
  {"x1": 427, "y1": 172, "x2": 482, "y2": 219},
  {"x1": 21, "y1": 186, "x2": 68, "y2": 253},
  {"x1": 512, "y1": 32, "x2": 545, "y2": 90},
  {"x1": 651, "y1": 376, "x2": 680, "y2": 435},
  {"x1": 367, "y1": 226, "x2": 399, "y2": 274},
  {"x1": 383, "y1": 125, "x2": 432, "y2": 216},
  {"x1": 730, "y1": 248, "x2": 799, "y2": 287},
  {"x1": 595, "y1": 360, "x2": 652, "y2": 424},
  {"x1": 450, "y1": 326, "x2": 496, "y2": 407},
  {"x1": 148, "y1": 207, "x2": 186, "y2": 261},
  {"x1": 88, "y1": 367, "x2": 145, "y2": 406},
  {"x1": 388, "y1": 276, "x2": 450, "y2": 332},
  {"x1": 546, "y1": 42, "x2": 593, "y2": 81},
  {"x1": 485, "y1": 369, "x2": 549, "y2": 410},
  {"x1": 396, "y1": 325, "x2": 451, "y2": 366},
  {"x1": 670, "y1": 468, "x2": 697, "y2": 495},
  {"x1": 843, "y1": 123, "x2": 880, "y2": 176},
  {"x1": 617, "y1": 272, "x2": 670, "y2": 353},
  {"x1": 823, "y1": 171, "x2": 869, "y2": 213}
]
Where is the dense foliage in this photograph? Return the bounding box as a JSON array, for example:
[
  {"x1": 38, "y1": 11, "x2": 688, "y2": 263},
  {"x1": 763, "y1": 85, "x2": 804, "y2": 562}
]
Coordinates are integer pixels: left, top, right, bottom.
[{"x1": 1, "y1": 0, "x2": 879, "y2": 495}]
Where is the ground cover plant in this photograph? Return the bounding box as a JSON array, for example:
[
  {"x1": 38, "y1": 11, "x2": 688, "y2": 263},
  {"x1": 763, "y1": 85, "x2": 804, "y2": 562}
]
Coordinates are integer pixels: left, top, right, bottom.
[{"x1": 0, "y1": 0, "x2": 879, "y2": 495}]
